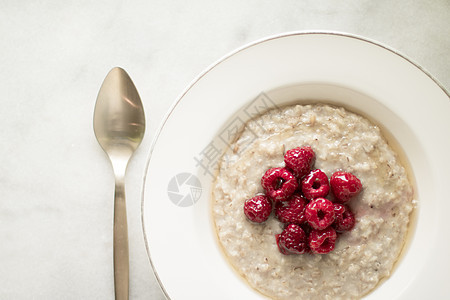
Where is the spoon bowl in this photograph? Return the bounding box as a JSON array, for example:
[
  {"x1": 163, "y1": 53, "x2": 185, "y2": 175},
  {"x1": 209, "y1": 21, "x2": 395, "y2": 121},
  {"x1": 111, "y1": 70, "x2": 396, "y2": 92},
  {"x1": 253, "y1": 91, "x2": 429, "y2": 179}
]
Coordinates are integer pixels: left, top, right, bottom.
[{"x1": 94, "y1": 67, "x2": 145, "y2": 300}]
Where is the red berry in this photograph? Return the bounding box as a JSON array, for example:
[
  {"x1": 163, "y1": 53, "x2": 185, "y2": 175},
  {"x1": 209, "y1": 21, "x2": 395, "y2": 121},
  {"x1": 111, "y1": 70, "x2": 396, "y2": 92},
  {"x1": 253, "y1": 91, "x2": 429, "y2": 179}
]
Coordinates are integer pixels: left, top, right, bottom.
[
  {"x1": 333, "y1": 203, "x2": 356, "y2": 232},
  {"x1": 305, "y1": 198, "x2": 335, "y2": 230},
  {"x1": 275, "y1": 194, "x2": 308, "y2": 224},
  {"x1": 243, "y1": 195, "x2": 272, "y2": 223},
  {"x1": 276, "y1": 224, "x2": 308, "y2": 255},
  {"x1": 330, "y1": 171, "x2": 362, "y2": 203},
  {"x1": 261, "y1": 167, "x2": 298, "y2": 201},
  {"x1": 333, "y1": 202, "x2": 345, "y2": 215},
  {"x1": 309, "y1": 227, "x2": 337, "y2": 254},
  {"x1": 301, "y1": 169, "x2": 330, "y2": 200},
  {"x1": 284, "y1": 146, "x2": 316, "y2": 178}
]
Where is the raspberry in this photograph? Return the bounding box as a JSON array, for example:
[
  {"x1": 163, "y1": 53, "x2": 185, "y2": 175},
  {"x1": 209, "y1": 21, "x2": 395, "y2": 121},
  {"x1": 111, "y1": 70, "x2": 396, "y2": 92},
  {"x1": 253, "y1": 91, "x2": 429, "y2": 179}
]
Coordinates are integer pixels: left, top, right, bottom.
[
  {"x1": 261, "y1": 167, "x2": 298, "y2": 201},
  {"x1": 276, "y1": 224, "x2": 308, "y2": 255},
  {"x1": 301, "y1": 169, "x2": 330, "y2": 200},
  {"x1": 305, "y1": 198, "x2": 335, "y2": 230},
  {"x1": 284, "y1": 146, "x2": 316, "y2": 178},
  {"x1": 333, "y1": 203, "x2": 356, "y2": 232},
  {"x1": 309, "y1": 227, "x2": 337, "y2": 254},
  {"x1": 330, "y1": 171, "x2": 362, "y2": 203},
  {"x1": 275, "y1": 194, "x2": 308, "y2": 224},
  {"x1": 243, "y1": 195, "x2": 272, "y2": 223},
  {"x1": 333, "y1": 202, "x2": 345, "y2": 215}
]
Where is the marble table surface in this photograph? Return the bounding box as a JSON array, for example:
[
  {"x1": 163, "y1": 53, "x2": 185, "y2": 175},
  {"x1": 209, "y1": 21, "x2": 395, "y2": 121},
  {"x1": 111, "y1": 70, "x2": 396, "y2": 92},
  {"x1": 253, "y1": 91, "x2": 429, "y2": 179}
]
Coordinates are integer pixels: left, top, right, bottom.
[{"x1": 1, "y1": 1, "x2": 449, "y2": 299}]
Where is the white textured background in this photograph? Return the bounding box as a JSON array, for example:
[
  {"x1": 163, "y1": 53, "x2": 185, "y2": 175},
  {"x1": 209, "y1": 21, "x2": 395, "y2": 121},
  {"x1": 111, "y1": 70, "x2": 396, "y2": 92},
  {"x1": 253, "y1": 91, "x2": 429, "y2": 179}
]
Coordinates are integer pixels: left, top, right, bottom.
[{"x1": 0, "y1": 1, "x2": 449, "y2": 299}]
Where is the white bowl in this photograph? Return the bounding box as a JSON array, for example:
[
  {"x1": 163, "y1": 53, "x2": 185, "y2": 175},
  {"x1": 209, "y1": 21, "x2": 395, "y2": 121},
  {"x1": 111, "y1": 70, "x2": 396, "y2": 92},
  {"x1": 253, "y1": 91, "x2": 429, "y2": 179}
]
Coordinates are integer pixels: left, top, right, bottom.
[{"x1": 142, "y1": 32, "x2": 450, "y2": 299}]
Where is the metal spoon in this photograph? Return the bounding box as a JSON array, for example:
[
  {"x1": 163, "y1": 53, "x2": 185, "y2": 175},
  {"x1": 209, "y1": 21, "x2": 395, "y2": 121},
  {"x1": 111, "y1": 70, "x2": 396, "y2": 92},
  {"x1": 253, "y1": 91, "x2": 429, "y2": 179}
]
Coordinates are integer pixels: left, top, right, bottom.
[{"x1": 93, "y1": 67, "x2": 145, "y2": 300}]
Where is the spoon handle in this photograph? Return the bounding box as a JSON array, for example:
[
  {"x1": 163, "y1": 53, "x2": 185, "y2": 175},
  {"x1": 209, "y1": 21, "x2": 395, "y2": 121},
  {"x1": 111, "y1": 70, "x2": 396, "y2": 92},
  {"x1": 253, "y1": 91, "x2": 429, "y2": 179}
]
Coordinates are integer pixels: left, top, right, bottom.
[{"x1": 114, "y1": 180, "x2": 129, "y2": 300}]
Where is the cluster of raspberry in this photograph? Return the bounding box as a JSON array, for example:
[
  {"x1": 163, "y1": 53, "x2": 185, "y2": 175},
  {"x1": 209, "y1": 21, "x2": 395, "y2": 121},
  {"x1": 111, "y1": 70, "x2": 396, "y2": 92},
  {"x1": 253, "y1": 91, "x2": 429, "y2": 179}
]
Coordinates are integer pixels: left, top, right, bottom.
[{"x1": 243, "y1": 146, "x2": 362, "y2": 255}]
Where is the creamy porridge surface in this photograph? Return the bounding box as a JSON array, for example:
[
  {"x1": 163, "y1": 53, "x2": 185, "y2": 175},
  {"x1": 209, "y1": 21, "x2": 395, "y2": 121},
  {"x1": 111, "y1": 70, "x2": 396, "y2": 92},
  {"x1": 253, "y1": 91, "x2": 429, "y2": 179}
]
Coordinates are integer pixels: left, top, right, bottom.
[{"x1": 212, "y1": 104, "x2": 415, "y2": 299}]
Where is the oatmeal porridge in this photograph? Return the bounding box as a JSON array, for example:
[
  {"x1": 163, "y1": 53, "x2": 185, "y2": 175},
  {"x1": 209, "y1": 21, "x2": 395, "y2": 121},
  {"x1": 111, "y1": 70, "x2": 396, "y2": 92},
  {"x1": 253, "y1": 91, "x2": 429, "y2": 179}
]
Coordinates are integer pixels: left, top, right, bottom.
[{"x1": 212, "y1": 104, "x2": 415, "y2": 299}]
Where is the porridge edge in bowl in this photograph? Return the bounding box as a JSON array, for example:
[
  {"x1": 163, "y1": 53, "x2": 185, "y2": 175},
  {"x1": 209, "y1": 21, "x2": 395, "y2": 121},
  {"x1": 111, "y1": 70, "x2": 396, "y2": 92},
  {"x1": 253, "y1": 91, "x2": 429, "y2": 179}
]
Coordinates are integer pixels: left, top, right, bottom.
[{"x1": 211, "y1": 103, "x2": 416, "y2": 299}]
